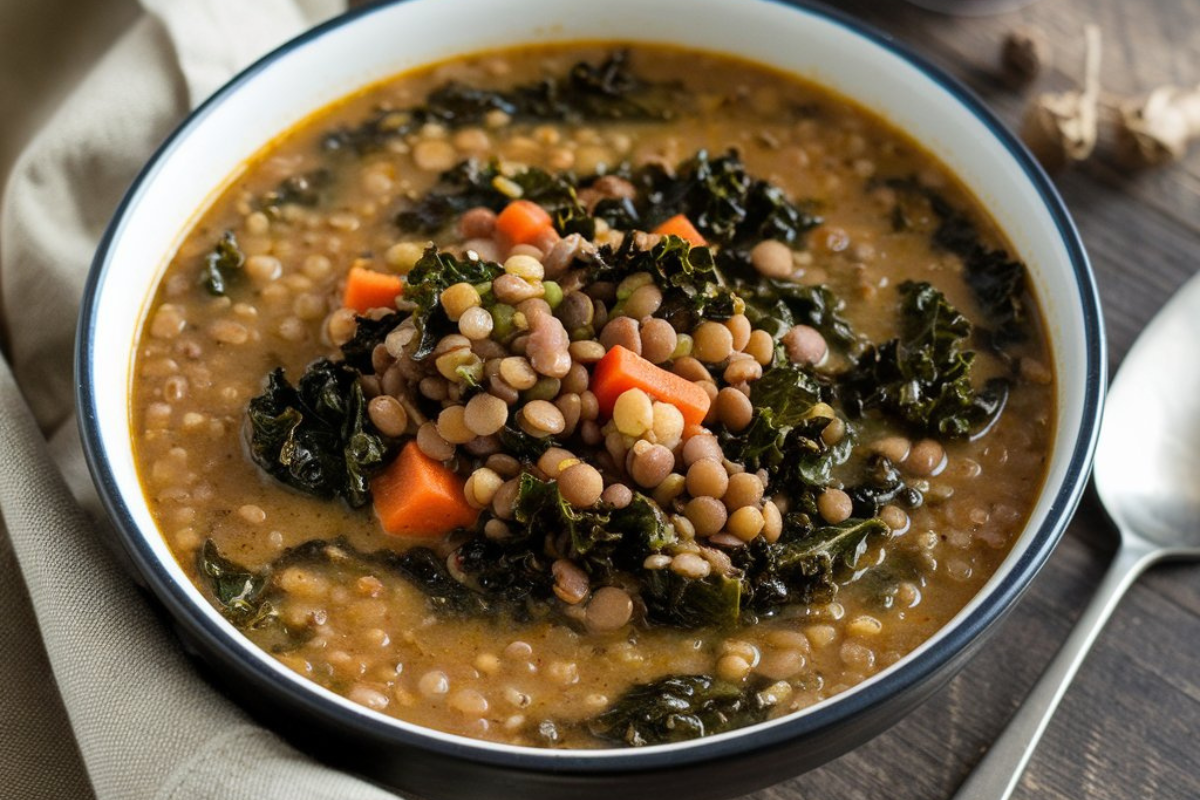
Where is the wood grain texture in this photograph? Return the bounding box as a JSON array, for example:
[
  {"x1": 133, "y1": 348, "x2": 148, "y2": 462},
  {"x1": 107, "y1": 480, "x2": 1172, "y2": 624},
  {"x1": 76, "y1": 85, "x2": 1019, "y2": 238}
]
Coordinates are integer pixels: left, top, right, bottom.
[{"x1": 746, "y1": 2, "x2": 1200, "y2": 798}]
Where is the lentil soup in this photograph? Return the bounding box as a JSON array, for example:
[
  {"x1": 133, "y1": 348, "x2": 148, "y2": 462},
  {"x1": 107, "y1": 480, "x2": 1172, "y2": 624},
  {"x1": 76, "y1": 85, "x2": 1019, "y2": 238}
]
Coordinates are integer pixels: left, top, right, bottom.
[{"x1": 132, "y1": 45, "x2": 1054, "y2": 748}]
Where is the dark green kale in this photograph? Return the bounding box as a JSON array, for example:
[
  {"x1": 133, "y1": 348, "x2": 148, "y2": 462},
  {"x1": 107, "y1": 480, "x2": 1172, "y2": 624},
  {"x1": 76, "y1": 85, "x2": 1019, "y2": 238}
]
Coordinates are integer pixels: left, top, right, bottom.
[
  {"x1": 260, "y1": 169, "x2": 331, "y2": 213},
  {"x1": 246, "y1": 359, "x2": 390, "y2": 507},
  {"x1": 930, "y1": 200, "x2": 1026, "y2": 347},
  {"x1": 640, "y1": 569, "x2": 742, "y2": 629},
  {"x1": 592, "y1": 234, "x2": 738, "y2": 328},
  {"x1": 403, "y1": 247, "x2": 503, "y2": 360},
  {"x1": 199, "y1": 231, "x2": 244, "y2": 296},
  {"x1": 587, "y1": 674, "x2": 772, "y2": 746},
  {"x1": 845, "y1": 453, "x2": 924, "y2": 519},
  {"x1": 498, "y1": 422, "x2": 558, "y2": 464},
  {"x1": 735, "y1": 517, "x2": 891, "y2": 613},
  {"x1": 338, "y1": 311, "x2": 405, "y2": 373},
  {"x1": 510, "y1": 473, "x2": 673, "y2": 572},
  {"x1": 396, "y1": 161, "x2": 592, "y2": 239},
  {"x1": 717, "y1": 249, "x2": 859, "y2": 349},
  {"x1": 382, "y1": 545, "x2": 495, "y2": 616},
  {"x1": 198, "y1": 539, "x2": 274, "y2": 628},
  {"x1": 324, "y1": 51, "x2": 675, "y2": 155},
  {"x1": 726, "y1": 363, "x2": 852, "y2": 492},
  {"x1": 625, "y1": 150, "x2": 822, "y2": 248},
  {"x1": 839, "y1": 281, "x2": 1007, "y2": 438},
  {"x1": 883, "y1": 178, "x2": 1027, "y2": 346}
]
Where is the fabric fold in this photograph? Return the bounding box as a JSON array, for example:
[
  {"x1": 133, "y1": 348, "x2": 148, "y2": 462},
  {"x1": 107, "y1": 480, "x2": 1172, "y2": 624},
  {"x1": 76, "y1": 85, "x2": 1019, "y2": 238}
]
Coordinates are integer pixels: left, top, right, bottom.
[{"x1": 0, "y1": 1, "x2": 404, "y2": 797}]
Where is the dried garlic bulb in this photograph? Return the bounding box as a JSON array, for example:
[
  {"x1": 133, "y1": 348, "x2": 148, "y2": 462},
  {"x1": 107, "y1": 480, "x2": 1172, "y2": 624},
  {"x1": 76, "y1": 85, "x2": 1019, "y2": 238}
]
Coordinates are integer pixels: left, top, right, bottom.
[
  {"x1": 1022, "y1": 25, "x2": 1101, "y2": 170},
  {"x1": 1117, "y1": 85, "x2": 1200, "y2": 166},
  {"x1": 1001, "y1": 26, "x2": 1049, "y2": 88}
]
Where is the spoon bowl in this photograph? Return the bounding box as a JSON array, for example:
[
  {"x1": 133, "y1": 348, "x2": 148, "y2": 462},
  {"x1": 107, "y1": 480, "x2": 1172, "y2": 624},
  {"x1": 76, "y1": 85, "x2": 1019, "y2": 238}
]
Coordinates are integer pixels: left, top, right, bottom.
[
  {"x1": 1095, "y1": 272, "x2": 1200, "y2": 553},
  {"x1": 953, "y1": 268, "x2": 1200, "y2": 800}
]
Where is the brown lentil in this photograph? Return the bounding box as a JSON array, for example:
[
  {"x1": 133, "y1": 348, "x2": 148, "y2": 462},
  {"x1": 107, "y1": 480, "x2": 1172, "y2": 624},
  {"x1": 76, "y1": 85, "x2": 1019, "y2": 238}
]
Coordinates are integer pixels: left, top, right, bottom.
[
  {"x1": 750, "y1": 239, "x2": 794, "y2": 279},
  {"x1": 416, "y1": 421, "x2": 454, "y2": 461},
  {"x1": 558, "y1": 462, "x2": 604, "y2": 508},
  {"x1": 463, "y1": 393, "x2": 509, "y2": 437},
  {"x1": 639, "y1": 318, "x2": 678, "y2": 364},
  {"x1": 817, "y1": 488, "x2": 854, "y2": 523},
  {"x1": 724, "y1": 472, "x2": 765, "y2": 511},
  {"x1": 628, "y1": 442, "x2": 675, "y2": 488},
  {"x1": 782, "y1": 324, "x2": 827, "y2": 366},
  {"x1": 520, "y1": 400, "x2": 566, "y2": 436},
  {"x1": 584, "y1": 587, "x2": 634, "y2": 633},
  {"x1": 367, "y1": 395, "x2": 408, "y2": 437},
  {"x1": 715, "y1": 387, "x2": 754, "y2": 431},
  {"x1": 693, "y1": 321, "x2": 734, "y2": 363},
  {"x1": 685, "y1": 496, "x2": 728, "y2": 537},
  {"x1": 687, "y1": 458, "x2": 729, "y2": 499},
  {"x1": 598, "y1": 316, "x2": 641, "y2": 354}
]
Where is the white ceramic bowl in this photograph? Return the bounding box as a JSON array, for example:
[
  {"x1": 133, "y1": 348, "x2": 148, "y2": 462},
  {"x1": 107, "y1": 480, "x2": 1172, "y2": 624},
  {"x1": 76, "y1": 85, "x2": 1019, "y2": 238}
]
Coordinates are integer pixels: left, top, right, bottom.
[{"x1": 77, "y1": 1, "x2": 1105, "y2": 798}]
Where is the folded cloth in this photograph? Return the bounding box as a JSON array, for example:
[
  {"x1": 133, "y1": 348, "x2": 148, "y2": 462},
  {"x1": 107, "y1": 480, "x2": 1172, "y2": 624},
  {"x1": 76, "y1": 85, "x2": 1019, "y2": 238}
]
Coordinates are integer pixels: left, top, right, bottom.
[{"x1": 0, "y1": 2, "x2": 405, "y2": 797}]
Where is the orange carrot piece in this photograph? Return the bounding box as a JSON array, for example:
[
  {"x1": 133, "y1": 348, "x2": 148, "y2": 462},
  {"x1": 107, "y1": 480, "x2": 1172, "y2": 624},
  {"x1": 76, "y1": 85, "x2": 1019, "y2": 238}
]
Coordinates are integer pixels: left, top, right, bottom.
[
  {"x1": 591, "y1": 345, "x2": 712, "y2": 427},
  {"x1": 371, "y1": 441, "x2": 479, "y2": 537},
  {"x1": 343, "y1": 266, "x2": 404, "y2": 314},
  {"x1": 496, "y1": 199, "x2": 554, "y2": 249},
  {"x1": 653, "y1": 214, "x2": 707, "y2": 247}
]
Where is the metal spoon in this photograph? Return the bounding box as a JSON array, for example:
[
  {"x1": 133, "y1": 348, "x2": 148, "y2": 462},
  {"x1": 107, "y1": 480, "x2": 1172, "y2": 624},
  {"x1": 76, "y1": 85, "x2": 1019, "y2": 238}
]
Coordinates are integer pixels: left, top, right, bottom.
[{"x1": 951, "y1": 270, "x2": 1200, "y2": 800}]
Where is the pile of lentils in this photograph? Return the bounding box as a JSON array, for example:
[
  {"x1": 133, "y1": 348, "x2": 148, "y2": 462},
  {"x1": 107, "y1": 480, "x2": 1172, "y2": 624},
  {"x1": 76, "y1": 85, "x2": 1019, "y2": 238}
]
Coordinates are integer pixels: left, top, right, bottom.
[{"x1": 329, "y1": 178, "x2": 867, "y2": 625}]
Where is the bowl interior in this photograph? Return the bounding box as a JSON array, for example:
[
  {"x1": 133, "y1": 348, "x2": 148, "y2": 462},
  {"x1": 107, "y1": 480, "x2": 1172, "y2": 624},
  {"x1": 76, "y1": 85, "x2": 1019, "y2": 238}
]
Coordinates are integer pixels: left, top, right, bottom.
[{"x1": 79, "y1": 0, "x2": 1101, "y2": 763}]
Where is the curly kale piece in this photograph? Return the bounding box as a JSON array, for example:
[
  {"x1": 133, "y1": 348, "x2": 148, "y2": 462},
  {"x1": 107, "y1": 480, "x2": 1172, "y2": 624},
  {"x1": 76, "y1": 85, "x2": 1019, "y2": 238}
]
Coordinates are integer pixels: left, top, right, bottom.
[
  {"x1": 839, "y1": 281, "x2": 1007, "y2": 438},
  {"x1": 717, "y1": 248, "x2": 859, "y2": 348},
  {"x1": 246, "y1": 359, "x2": 389, "y2": 507},
  {"x1": 588, "y1": 674, "x2": 772, "y2": 746},
  {"x1": 883, "y1": 177, "x2": 1027, "y2": 347},
  {"x1": 396, "y1": 160, "x2": 592, "y2": 239},
  {"x1": 403, "y1": 247, "x2": 504, "y2": 361},
  {"x1": 591, "y1": 233, "x2": 737, "y2": 328},
  {"x1": 627, "y1": 150, "x2": 822, "y2": 248},
  {"x1": 735, "y1": 517, "x2": 891, "y2": 614},
  {"x1": 198, "y1": 540, "x2": 274, "y2": 628},
  {"x1": 725, "y1": 363, "x2": 852, "y2": 493},
  {"x1": 260, "y1": 169, "x2": 331, "y2": 213},
  {"x1": 199, "y1": 231, "x2": 244, "y2": 296},
  {"x1": 324, "y1": 51, "x2": 675, "y2": 155},
  {"x1": 338, "y1": 311, "x2": 405, "y2": 373}
]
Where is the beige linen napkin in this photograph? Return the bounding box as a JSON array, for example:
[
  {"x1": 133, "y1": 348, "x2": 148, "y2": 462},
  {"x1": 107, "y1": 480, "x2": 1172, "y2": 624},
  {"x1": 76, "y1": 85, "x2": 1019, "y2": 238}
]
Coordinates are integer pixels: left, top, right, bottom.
[{"x1": 0, "y1": 2, "x2": 405, "y2": 798}]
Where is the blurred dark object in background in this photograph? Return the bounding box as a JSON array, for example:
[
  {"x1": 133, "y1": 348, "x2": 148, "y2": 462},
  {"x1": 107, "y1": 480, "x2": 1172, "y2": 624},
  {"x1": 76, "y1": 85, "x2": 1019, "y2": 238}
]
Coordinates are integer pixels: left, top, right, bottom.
[
  {"x1": 0, "y1": 0, "x2": 139, "y2": 197},
  {"x1": 905, "y1": 0, "x2": 1040, "y2": 15}
]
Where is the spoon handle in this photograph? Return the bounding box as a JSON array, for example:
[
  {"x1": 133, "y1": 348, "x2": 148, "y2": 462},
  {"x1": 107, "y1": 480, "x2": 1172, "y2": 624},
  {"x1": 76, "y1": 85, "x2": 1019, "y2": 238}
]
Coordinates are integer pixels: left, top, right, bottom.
[{"x1": 949, "y1": 539, "x2": 1157, "y2": 800}]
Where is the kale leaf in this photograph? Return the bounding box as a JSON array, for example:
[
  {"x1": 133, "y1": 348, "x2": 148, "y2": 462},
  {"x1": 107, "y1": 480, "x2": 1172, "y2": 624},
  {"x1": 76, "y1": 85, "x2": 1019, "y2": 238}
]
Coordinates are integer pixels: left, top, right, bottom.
[
  {"x1": 626, "y1": 150, "x2": 822, "y2": 248},
  {"x1": 718, "y1": 249, "x2": 858, "y2": 348},
  {"x1": 640, "y1": 569, "x2": 742, "y2": 629},
  {"x1": 726, "y1": 363, "x2": 851, "y2": 492},
  {"x1": 339, "y1": 311, "x2": 405, "y2": 373},
  {"x1": 587, "y1": 674, "x2": 772, "y2": 746},
  {"x1": 246, "y1": 359, "x2": 390, "y2": 507},
  {"x1": 511, "y1": 473, "x2": 673, "y2": 571},
  {"x1": 403, "y1": 247, "x2": 503, "y2": 360},
  {"x1": 735, "y1": 517, "x2": 891, "y2": 613},
  {"x1": 839, "y1": 281, "x2": 1004, "y2": 438},
  {"x1": 198, "y1": 539, "x2": 275, "y2": 628},
  {"x1": 514, "y1": 472, "x2": 621, "y2": 558},
  {"x1": 883, "y1": 177, "x2": 1027, "y2": 347},
  {"x1": 396, "y1": 160, "x2": 591, "y2": 239},
  {"x1": 199, "y1": 231, "x2": 244, "y2": 296},
  {"x1": 261, "y1": 169, "x2": 331, "y2": 213},
  {"x1": 324, "y1": 51, "x2": 675, "y2": 155},
  {"x1": 498, "y1": 422, "x2": 558, "y2": 464},
  {"x1": 845, "y1": 453, "x2": 924, "y2": 519},
  {"x1": 592, "y1": 234, "x2": 737, "y2": 328}
]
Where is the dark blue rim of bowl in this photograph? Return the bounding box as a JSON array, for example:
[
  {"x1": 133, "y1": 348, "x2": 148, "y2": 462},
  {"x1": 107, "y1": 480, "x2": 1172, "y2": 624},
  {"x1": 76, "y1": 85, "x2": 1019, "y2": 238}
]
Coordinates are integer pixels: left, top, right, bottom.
[{"x1": 76, "y1": 0, "x2": 1105, "y2": 776}]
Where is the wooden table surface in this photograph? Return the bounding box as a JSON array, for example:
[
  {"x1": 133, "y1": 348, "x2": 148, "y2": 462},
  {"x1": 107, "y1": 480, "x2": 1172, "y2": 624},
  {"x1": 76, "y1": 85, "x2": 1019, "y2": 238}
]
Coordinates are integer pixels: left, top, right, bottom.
[{"x1": 750, "y1": 2, "x2": 1200, "y2": 799}]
